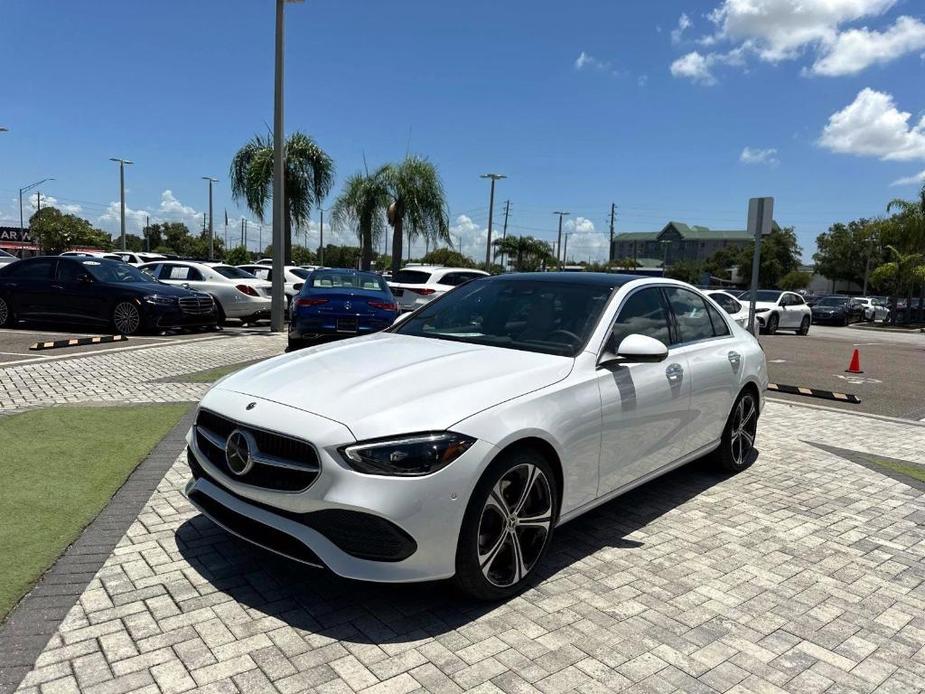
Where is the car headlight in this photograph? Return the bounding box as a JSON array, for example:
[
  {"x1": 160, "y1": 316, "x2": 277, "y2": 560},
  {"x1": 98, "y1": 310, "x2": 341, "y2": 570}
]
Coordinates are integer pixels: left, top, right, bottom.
[
  {"x1": 339, "y1": 432, "x2": 476, "y2": 476},
  {"x1": 143, "y1": 294, "x2": 178, "y2": 306}
]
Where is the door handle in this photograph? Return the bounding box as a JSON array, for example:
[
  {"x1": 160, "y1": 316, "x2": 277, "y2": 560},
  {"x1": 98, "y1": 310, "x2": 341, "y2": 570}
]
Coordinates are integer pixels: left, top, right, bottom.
[
  {"x1": 728, "y1": 351, "x2": 741, "y2": 367},
  {"x1": 51, "y1": 284, "x2": 64, "y2": 290},
  {"x1": 665, "y1": 363, "x2": 684, "y2": 382}
]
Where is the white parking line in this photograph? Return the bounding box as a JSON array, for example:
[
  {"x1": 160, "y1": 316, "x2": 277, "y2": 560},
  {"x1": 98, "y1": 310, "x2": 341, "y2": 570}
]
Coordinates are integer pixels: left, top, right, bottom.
[{"x1": 0, "y1": 351, "x2": 52, "y2": 359}]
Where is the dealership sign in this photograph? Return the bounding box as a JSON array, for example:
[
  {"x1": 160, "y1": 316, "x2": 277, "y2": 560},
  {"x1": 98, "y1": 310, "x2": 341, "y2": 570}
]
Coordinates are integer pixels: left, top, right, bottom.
[{"x1": 0, "y1": 226, "x2": 33, "y2": 243}]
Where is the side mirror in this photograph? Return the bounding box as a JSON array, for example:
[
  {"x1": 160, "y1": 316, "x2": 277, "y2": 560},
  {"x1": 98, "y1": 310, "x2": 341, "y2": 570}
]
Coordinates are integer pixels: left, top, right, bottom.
[
  {"x1": 391, "y1": 312, "x2": 411, "y2": 327},
  {"x1": 599, "y1": 333, "x2": 668, "y2": 367}
]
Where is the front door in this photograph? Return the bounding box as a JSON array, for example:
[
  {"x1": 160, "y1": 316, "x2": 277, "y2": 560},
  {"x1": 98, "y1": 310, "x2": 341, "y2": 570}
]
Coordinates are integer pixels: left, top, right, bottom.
[{"x1": 597, "y1": 287, "x2": 692, "y2": 495}]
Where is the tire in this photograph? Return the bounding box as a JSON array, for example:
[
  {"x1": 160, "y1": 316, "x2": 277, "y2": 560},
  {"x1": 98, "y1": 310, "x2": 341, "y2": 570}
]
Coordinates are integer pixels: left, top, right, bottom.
[
  {"x1": 0, "y1": 295, "x2": 13, "y2": 328},
  {"x1": 214, "y1": 301, "x2": 227, "y2": 326},
  {"x1": 765, "y1": 313, "x2": 778, "y2": 335},
  {"x1": 841, "y1": 315, "x2": 849, "y2": 327},
  {"x1": 715, "y1": 389, "x2": 759, "y2": 473},
  {"x1": 454, "y1": 448, "x2": 558, "y2": 600},
  {"x1": 112, "y1": 301, "x2": 142, "y2": 335},
  {"x1": 798, "y1": 316, "x2": 810, "y2": 335},
  {"x1": 286, "y1": 337, "x2": 305, "y2": 352}
]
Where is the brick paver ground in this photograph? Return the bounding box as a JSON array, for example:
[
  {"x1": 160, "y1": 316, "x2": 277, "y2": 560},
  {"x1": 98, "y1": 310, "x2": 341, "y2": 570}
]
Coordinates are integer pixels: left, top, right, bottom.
[{"x1": 10, "y1": 398, "x2": 925, "y2": 693}]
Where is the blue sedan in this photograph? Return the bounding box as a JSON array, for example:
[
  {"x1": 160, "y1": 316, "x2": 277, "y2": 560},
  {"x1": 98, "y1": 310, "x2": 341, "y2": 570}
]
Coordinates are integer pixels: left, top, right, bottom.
[{"x1": 288, "y1": 268, "x2": 398, "y2": 350}]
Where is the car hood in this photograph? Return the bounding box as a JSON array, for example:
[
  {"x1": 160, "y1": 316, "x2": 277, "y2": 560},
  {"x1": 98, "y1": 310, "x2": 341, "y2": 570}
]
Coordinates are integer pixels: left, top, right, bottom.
[
  {"x1": 753, "y1": 301, "x2": 779, "y2": 311},
  {"x1": 212, "y1": 332, "x2": 574, "y2": 440}
]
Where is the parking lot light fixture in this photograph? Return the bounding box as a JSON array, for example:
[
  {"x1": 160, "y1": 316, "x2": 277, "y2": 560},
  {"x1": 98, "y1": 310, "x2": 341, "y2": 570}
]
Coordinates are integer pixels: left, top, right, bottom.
[
  {"x1": 202, "y1": 177, "x2": 219, "y2": 260},
  {"x1": 19, "y1": 177, "x2": 55, "y2": 236},
  {"x1": 110, "y1": 158, "x2": 133, "y2": 251},
  {"x1": 480, "y1": 174, "x2": 506, "y2": 270}
]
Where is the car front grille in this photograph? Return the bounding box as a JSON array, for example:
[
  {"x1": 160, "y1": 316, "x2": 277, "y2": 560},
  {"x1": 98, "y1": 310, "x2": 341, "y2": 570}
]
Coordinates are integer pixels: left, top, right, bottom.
[
  {"x1": 179, "y1": 296, "x2": 214, "y2": 315},
  {"x1": 194, "y1": 408, "x2": 320, "y2": 492}
]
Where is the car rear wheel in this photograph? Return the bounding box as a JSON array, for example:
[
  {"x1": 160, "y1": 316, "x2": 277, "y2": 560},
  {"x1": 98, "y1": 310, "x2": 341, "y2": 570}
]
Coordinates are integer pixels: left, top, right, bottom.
[
  {"x1": 454, "y1": 449, "x2": 558, "y2": 600},
  {"x1": 715, "y1": 390, "x2": 759, "y2": 473},
  {"x1": 112, "y1": 301, "x2": 141, "y2": 335},
  {"x1": 0, "y1": 295, "x2": 13, "y2": 328},
  {"x1": 798, "y1": 316, "x2": 810, "y2": 335}
]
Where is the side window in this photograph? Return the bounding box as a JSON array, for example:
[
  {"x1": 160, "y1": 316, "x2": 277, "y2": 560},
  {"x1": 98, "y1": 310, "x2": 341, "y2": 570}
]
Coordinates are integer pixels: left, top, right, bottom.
[
  {"x1": 790, "y1": 294, "x2": 805, "y2": 306},
  {"x1": 438, "y1": 272, "x2": 462, "y2": 286},
  {"x1": 7, "y1": 258, "x2": 55, "y2": 279},
  {"x1": 664, "y1": 287, "x2": 715, "y2": 343},
  {"x1": 610, "y1": 288, "x2": 671, "y2": 349},
  {"x1": 56, "y1": 260, "x2": 84, "y2": 282},
  {"x1": 705, "y1": 302, "x2": 731, "y2": 337},
  {"x1": 141, "y1": 264, "x2": 161, "y2": 278}
]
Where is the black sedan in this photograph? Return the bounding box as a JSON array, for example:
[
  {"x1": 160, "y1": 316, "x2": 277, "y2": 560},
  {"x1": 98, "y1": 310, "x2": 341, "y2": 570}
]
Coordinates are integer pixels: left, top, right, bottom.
[
  {"x1": 0, "y1": 256, "x2": 218, "y2": 335},
  {"x1": 810, "y1": 295, "x2": 864, "y2": 326}
]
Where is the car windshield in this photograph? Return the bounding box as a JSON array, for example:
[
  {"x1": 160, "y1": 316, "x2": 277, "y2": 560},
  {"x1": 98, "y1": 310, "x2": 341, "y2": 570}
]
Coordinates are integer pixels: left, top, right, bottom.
[
  {"x1": 0, "y1": 249, "x2": 15, "y2": 258},
  {"x1": 818, "y1": 296, "x2": 848, "y2": 306},
  {"x1": 394, "y1": 278, "x2": 618, "y2": 357},
  {"x1": 309, "y1": 270, "x2": 388, "y2": 291},
  {"x1": 83, "y1": 261, "x2": 152, "y2": 283},
  {"x1": 751, "y1": 290, "x2": 782, "y2": 302},
  {"x1": 392, "y1": 269, "x2": 432, "y2": 284},
  {"x1": 213, "y1": 265, "x2": 255, "y2": 279}
]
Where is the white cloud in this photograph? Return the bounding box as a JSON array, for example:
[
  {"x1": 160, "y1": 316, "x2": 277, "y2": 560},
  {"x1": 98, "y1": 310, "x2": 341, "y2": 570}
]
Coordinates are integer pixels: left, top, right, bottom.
[
  {"x1": 565, "y1": 216, "x2": 596, "y2": 233},
  {"x1": 672, "y1": 0, "x2": 915, "y2": 82},
  {"x1": 671, "y1": 13, "x2": 693, "y2": 44},
  {"x1": 810, "y1": 15, "x2": 925, "y2": 75},
  {"x1": 21, "y1": 193, "x2": 82, "y2": 215},
  {"x1": 818, "y1": 88, "x2": 925, "y2": 161},
  {"x1": 671, "y1": 51, "x2": 719, "y2": 84},
  {"x1": 740, "y1": 146, "x2": 780, "y2": 166},
  {"x1": 574, "y1": 51, "x2": 612, "y2": 71},
  {"x1": 637, "y1": 74, "x2": 649, "y2": 87},
  {"x1": 891, "y1": 169, "x2": 925, "y2": 186}
]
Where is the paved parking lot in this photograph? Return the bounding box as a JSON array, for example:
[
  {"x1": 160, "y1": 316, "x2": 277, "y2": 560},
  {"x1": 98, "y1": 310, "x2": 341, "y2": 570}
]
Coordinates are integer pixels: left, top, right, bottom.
[{"x1": 761, "y1": 325, "x2": 925, "y2": 420}]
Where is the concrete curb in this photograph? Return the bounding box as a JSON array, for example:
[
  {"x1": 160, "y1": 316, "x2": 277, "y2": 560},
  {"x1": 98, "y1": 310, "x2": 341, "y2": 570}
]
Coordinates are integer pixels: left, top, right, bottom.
[
  {"x1": 0, "y1": 407, "x2": 195, "y2": 694},
  {"x1": 29, "y1": 335, "x2": 128, "y2": 351}
]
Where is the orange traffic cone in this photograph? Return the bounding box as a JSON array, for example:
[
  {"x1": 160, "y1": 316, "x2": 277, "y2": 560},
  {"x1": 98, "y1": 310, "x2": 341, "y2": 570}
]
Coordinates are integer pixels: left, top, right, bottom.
[{"x1": 845, "y1": 349, "x2": 863, "y2": 374}]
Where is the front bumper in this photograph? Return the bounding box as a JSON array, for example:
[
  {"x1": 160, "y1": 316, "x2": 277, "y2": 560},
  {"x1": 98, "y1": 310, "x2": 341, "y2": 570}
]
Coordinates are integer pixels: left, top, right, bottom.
[
  {"x1": 143, "y1": 306, "x2": 218, "y2": 329},
  {"x1": 182, "y1": 392, "x2": 495, "y2": 582},
  {"x1": 811, "y1": 312, "x2": 845, "y2": 324}
]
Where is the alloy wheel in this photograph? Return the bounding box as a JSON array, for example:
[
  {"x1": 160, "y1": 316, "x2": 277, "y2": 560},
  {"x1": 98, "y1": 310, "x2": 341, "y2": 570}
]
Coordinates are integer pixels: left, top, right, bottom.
[
  {"x1": 113, "y1": 302, "x2": 140, "y2": 335},
  {"x1": 477, "y1": 463, "x2": 552, "y2": 588},
  {"x1": 730, "y1": 394, "x2": 757, "y2": 467}
]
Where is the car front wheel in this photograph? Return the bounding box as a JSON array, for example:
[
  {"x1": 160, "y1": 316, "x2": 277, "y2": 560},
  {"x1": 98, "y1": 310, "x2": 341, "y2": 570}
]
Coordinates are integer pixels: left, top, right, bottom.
[
  {"x1": 454, "y1": 450, "x2": 558, "y2": 600},
  {"x1": 798, "y1": 316, "x2": 810, "y2": 335},
  {"x1": 764, "y1": 313, "x2": 778, "y2": 335}
]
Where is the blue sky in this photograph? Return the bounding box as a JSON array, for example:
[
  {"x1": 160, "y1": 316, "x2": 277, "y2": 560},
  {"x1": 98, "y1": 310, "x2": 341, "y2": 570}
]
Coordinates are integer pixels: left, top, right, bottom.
[{"x1": 2, "y1": 0, "x2": 924, "y2": 262}]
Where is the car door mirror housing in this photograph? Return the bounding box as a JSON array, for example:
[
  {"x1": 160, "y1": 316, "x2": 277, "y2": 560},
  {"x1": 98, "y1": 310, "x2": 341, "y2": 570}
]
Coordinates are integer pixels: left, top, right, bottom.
[{"x1": 599, "y1": 333, "x2": 669, "y2": 366}]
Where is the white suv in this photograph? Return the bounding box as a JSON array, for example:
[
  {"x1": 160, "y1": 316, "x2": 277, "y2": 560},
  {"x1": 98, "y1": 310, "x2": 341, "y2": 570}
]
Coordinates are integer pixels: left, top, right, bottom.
[
  {"x1": 388, "y1": 265, "x2": 489, "y2": 312},
  {"x1": 749, "y1": 290, "x2": 812, "y2": 335}
]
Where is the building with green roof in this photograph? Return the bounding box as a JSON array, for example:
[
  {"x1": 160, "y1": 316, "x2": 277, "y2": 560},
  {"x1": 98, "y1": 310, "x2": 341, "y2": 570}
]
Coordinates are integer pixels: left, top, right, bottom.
[{"x1": 610, "y1": 220, "x2": 780, "y2": 266}]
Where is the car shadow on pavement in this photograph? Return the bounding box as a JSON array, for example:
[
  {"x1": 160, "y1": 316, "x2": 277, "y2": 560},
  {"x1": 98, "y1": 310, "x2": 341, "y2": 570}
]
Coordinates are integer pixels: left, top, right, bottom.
[{"x1": 175, "y1": 451, "x2": 754, "y2": 644}]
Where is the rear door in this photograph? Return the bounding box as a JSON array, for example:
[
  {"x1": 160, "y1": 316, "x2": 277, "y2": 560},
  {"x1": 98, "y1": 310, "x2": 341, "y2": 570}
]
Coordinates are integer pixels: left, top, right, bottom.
[
  {"x1": 664, "y1": 286, "x2": 739, "y2": 453},
  {"x1": 54, "y1": 259, "x2": 108, "y2": 322},
  {"x1": 4, "y1": 258, "x2": 57, "y2": 318},
  {"x1": 597, "y1": 286, "x2": 692, "y2": 494}
]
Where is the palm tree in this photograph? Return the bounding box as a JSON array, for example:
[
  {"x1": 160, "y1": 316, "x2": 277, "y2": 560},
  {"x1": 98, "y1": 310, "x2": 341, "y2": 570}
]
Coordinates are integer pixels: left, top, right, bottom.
[
  {"x1": 330, "y1": 172, "x2": 389, "y2": 271},
  {"x1": 493, "y1": 235, "x2": 554, "y2": 272},
  {"x1": 377, "y1": 156, "x2": 450, "y2": 274},
  {"x1": 885, "y1": 184, "x2": 925, "y2": 322},
  {"x1": 230, "y1": 131, "x2": 334, "y2": 264}
]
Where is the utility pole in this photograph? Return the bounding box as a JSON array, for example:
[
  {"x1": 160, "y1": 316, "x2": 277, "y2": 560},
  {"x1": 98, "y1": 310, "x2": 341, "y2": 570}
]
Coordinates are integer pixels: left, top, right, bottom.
[
  {"x1": 224, "y1": 209, "x2": 228, "y2": 250},
  {"x1": 608, "y1": 203, "x2": 616, "y2": 264},
  {"x1": 19, "y1": 178, "x2": 54, "y2": 237},
  {"x1": 500, "y1": 200, "x2": 510, "y2": 270},
  {"x1": 319, "y1": 208, "x2": 324, "y2": 266},
  {"x1": 110, "y1": 158, "x2": 133, "y2": 251},
  {"x1": 241, "y1": 218, "x2": 245, "y2": 248},
  {"x1": 202, "y1": 177, "x2": 218, "y2": 260},
  {"x1": 259, "y1": 224, "x2": 263, "y2": 256},
  {"x1": 554, "y1": 211, "x2": 570, "y2": 270},
  {"x1": 36, "y1": 192, "x2": 42, "y2": 212},
  {"x1": 145, "y1": 215, "x2": 150, "y2": 252},
  {"x1": 563, "y1": 233, "x2": 570, "y2": 265},
  {"x1": 480, "y1": 173, "x2": 506, "y2": 270}
]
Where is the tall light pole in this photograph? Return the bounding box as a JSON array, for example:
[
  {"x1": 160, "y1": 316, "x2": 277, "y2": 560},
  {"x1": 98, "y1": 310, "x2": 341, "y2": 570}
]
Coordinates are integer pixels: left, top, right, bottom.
[
  {"x1": 554, "y1": 211, "x2": 569, "y2": 270},
  {"x1": 270, "y1": 0, "x2": 303, "y2": 332},
  {"x1": 110, "y1": 158, "x2": 133, "y2": 251},
  {"x1": 202, "y1": 177, "x2": 218, "y2": 259},
  {"x1": 19, "y1": 178, "x2": 55, "y2": 237},
  {"x1": 480, "y1": 173, "x2": 506, "y2": 270},
  {"x1": 318, "y1": 208, "x2": 325, "y2": 266}
]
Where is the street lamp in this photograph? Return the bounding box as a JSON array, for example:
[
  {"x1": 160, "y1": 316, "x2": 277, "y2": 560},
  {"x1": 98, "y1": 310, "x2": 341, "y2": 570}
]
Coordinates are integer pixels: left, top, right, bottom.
[
  {"x1": 19, "y1": 178, "x2": 55, "y2": 236},
  {"x1": 202, "y1": 177, "x2": 219, "y2": 259},
  {"x1": 110, "y1": 158, "x2": 133, "y2": 251},
  {"x1": 480, "y1": 173, "x2": 506, "y2": 270},
  {"x1": 553, "y1": 211, "x2": 570, "y2": 269}
]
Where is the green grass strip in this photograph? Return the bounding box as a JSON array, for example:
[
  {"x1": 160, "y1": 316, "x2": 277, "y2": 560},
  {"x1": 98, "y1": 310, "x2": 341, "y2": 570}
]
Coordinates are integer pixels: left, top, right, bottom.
[{"x1": 0, "y1": 403, "x2": 189, "y2": 620}]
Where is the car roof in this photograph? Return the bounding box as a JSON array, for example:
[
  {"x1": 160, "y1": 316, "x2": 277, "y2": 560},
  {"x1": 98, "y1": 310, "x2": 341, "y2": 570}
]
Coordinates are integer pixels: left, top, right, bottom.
[{"x1": 484, "y1": 271, "x2": 638, "y2": 288}]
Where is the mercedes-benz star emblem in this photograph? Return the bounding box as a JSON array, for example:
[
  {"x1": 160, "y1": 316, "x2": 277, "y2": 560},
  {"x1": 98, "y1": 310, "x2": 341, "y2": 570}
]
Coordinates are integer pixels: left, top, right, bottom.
[
  {"x1": 344, "y1": 302, "x2": 352, "y2": 311},
  {"x1": 225, "y1": 429, "x2": 254, "y2": 476}
]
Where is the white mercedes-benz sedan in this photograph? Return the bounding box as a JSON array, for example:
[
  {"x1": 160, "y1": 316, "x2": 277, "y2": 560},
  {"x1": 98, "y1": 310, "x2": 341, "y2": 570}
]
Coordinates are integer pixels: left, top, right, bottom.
[{"x1": 184, "y1": 273, "x2": 767, "y2": 599}]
